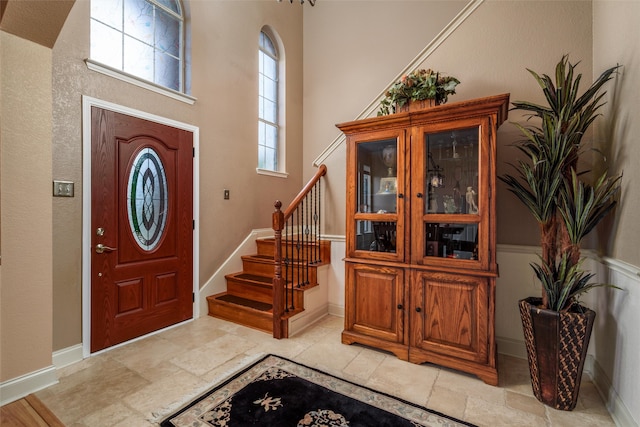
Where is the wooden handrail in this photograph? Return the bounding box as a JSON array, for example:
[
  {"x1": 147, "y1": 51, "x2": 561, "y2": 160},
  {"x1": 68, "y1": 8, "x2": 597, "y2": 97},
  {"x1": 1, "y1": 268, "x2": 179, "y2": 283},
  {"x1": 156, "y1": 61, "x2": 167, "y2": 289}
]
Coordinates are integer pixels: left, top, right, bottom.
[
  {"x1": 272, "y1": 164, "x2": 327, "y2": 339},
  {"x1": 283, "y1": 164, "x2": 327, "y2": 220}
]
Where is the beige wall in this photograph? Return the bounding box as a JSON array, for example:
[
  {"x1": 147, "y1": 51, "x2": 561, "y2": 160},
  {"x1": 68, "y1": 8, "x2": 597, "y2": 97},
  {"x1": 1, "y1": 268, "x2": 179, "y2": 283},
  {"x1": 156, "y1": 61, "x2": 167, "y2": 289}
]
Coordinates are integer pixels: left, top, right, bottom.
[
  {"x1": 304, "y1": 0, "x2": 594, "y2": 248},
  {"x1": 0, "y1": 31, "x2": 54, "y2": 381},
  {"x1": 303, "y1": 0, "x2": 469, "y2": 235},
  {"x1": 591, "y1": 1, "x2": 640, "y2": 423},
  {"x1": 593, "y1": 0, "x2": 639, "y2": 266}
]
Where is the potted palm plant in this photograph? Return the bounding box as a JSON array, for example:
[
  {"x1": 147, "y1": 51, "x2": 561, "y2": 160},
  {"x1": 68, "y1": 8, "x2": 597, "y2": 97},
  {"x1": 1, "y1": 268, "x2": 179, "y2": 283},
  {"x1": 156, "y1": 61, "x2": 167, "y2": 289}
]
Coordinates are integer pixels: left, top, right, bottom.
[{"x1": 500, "y1": 56, "x2": 622, "y2": 410}]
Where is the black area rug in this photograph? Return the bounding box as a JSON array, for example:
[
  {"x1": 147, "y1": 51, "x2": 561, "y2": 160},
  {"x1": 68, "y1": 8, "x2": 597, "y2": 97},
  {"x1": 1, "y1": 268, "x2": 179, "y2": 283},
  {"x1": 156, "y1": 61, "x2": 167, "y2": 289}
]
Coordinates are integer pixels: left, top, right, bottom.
[{"x1": 159, "y1": 354, "x2": 476, "y2": 427}]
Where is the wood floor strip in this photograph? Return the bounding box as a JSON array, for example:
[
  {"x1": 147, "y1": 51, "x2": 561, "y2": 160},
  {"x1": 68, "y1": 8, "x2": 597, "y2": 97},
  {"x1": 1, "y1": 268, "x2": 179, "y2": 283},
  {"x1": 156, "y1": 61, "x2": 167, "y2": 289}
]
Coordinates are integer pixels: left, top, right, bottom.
[{"x1": 0, "y1": 394, "x2": 64, "y2": 427}]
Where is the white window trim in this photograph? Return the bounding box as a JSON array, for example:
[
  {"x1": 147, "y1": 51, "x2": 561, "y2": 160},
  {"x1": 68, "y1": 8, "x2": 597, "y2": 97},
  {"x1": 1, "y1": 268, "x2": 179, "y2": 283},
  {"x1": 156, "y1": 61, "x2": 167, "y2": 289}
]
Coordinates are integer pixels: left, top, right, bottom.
[
  {"x1": 85, "y1": 58, "x2": 196, "y2": 105},
  {"x1": 258, "y1": 28, "x2": 287, "y2": 175},
  {"x1": 256, "y1": 168, "x2": 289, "y2": 179}
]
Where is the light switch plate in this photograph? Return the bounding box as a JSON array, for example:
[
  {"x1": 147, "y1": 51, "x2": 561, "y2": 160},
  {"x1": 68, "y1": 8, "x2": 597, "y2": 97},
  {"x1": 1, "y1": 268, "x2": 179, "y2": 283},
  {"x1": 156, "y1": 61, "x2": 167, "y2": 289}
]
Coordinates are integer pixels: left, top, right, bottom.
[{"x1": 53, "y1": 180, "x2": 74, "y2": 197}]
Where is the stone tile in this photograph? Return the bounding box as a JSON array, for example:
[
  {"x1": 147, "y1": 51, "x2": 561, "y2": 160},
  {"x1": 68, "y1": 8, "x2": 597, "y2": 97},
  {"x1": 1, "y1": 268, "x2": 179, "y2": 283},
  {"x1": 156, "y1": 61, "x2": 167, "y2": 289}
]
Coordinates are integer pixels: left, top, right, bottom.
[
  {"x1": 426, "y1": 385, "x2": 468, "y2": 421},
  {"x1": 113, "y1": 414, "x2": 156, "y2": 427},
  {"x1": 201, "y1": 352, "x2": 268, "y2": 384},
  {"x1": 498, "y1": 354, "x2": 536, "y2": 397},
  {"x1": 465, "y1": 395, "x2": 547, "y2": 427},
  {"x1": 574, "y1": 380, "x2": 612, "y2": 417},
  {"x1": 435, "y1": 366, "x2": 505, "y2": 406},
  {"x1": 77, "y1": 402, "x2": 139, "y2": 427},
  {"x1": 108, "y1": 335, "x2": 184, "y2": 376},
  {"x1": 365, "y1": 356, "x2": 437, "y2": 406},
  {"x1": 545, "y1": 405, "x2": 616, "y2": 427},
  {"x1": 169, "y1": 333, "x2": 257, "y2": 376},
  {"x1": 505, "y1": 390, "x2": 546, "y2": 417},
  {"x1": 295, "y1": 333, "x2": 363, "y2": 375},
  {"x1": 342, "y1": 348, "x2": 386, "y2": 382},
  {"x1": 36, "y1": 358, "x2": 150, "y2": 425},
  {"x1": 123, "y1": 368, "x2": 209, "y2": 420},
  {"x1": 31, "y1": 315, "x2": 616, "y2": 427},
  {"x1": 156, "y1": 318, "x2": 228, "y2": 349}
]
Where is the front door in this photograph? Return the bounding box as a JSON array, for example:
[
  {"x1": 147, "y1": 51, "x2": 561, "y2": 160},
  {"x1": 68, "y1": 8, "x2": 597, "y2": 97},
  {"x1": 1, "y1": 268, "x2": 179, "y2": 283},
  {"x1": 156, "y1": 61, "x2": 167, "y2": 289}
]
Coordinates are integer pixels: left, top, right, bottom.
[{"x1": 91, "y1": 107, "x2": 193, "y2": 352}]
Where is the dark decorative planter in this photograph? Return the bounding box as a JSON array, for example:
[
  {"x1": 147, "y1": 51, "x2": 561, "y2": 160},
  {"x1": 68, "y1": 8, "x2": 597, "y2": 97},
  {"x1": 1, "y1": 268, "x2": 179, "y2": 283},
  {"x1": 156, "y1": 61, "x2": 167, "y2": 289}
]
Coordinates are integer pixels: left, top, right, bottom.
[{"x1": 519, "y1": 297, "x2": 596, "y2": 411}]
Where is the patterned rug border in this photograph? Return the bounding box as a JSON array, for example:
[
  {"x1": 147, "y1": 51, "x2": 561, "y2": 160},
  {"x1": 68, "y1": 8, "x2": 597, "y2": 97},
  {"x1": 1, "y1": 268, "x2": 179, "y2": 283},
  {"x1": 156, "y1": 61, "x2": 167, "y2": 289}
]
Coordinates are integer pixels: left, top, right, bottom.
[{"x1": 159, "y1": 353, "x2": 477, "y2": 427}]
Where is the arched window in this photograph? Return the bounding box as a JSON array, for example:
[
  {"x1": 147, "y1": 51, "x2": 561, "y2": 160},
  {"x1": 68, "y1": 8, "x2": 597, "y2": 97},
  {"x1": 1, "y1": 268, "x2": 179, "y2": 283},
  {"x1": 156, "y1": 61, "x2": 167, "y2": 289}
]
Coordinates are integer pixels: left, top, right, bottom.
[
  {"x1": 90, "y1": 0, "x2": 185, "y2": 93},
  {"x1": 258, "y1": 30, "x2": 281, "y2": 172}
]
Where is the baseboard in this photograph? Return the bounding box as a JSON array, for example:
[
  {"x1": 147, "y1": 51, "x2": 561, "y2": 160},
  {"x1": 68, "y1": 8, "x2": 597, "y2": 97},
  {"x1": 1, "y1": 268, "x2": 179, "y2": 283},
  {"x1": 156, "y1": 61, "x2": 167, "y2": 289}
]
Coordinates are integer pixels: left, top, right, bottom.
[
  {"x1": 587, "y1": 355, "x2": 638, "y2": 427},
  {"x1": 496, "y1": 336, "x2": 527, "y2": 360},
  {"x1": 288, "y1": 303, "x2": 330, "y2": 337},
  {"x1": 0, "y1": 365, "x2": 58, "y2": 406},
  {"x1": 328, "y1": 303, "x2": 345, "y2": 318},
  {"x1": 52, "y1": 344, "x2": 83, "y2": 370}
]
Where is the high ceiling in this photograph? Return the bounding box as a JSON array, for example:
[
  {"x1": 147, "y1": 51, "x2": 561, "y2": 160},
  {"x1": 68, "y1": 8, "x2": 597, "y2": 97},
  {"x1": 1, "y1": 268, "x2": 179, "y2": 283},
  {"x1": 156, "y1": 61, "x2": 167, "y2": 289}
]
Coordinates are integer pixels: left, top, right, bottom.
[{"x1": 0, "y1": 0, "x2": 75, "y2": 48}]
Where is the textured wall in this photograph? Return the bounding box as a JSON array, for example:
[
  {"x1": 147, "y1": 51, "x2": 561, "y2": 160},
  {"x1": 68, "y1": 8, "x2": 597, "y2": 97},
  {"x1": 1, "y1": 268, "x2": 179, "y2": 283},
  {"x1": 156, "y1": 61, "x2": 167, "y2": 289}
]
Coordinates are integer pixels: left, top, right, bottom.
[
  {"x1": 50, "y1": 0, "x2": 305, "y2": 351},
  {"x1": 0, "y1": 31, "x2": 53, "y2": 381}
]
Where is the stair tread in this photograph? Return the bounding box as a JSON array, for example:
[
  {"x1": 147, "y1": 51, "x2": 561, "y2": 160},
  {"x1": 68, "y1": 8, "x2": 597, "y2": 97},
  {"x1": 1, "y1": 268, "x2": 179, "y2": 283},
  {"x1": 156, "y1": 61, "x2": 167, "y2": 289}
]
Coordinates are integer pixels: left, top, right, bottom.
[
  {"x1": 228, "y1": 273, "x2": 273, "y2": 284},
  {"x1": 212, "y1": 294, "x2": 273, "y2": 312},
  {"x1": 249, "y1": 254, "x2": 274, "y2": 260}
]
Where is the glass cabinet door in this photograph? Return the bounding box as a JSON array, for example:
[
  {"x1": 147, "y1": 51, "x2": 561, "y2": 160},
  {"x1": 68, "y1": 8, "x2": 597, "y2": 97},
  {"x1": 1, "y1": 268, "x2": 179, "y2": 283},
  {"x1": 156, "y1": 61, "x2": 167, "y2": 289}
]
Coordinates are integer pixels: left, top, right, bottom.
[
  {"x1": 424, "y1": 127, "x2": 479, "y2": 215},
  {"x1": 412, "y1": 121, "x2": 489, "y2": 268},
  {"x1": 349, "y1": 133, "x2": 405, "y2": 261}
]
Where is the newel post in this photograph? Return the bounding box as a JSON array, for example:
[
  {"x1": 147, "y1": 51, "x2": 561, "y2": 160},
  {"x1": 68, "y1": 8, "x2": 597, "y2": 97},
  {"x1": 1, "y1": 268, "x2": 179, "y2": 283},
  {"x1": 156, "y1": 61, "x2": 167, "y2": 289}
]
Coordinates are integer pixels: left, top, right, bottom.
[{"x1": 272, "y1": 200, "x2": 285, "y2": 339}]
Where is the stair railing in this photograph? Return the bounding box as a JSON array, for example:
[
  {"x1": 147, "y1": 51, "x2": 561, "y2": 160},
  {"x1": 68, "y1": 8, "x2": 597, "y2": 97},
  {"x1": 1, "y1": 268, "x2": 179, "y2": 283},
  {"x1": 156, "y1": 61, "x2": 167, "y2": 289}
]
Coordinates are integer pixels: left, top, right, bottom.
[{"x1": 272, "y1": 164, "x2": 327, "y2": 338}]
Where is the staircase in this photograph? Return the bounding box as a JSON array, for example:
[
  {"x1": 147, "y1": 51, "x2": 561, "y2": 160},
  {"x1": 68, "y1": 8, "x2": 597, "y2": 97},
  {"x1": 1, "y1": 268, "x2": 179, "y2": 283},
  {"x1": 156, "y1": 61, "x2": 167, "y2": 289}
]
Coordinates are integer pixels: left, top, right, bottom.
[
  {"x1": 206, "y1": 237, "x2": 330, "y2": 335},
  {"x1": 207, "y1": 164, "x2": 329, "y2": 338}
]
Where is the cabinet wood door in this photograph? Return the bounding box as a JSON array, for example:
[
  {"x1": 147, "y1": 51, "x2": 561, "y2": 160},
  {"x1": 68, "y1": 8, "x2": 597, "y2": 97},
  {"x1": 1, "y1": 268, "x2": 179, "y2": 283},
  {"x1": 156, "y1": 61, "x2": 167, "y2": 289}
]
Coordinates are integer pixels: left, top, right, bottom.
[
  {"x1": 410, "y1": 116, "x2": 496, "y2": 272},
  {"x1": 345, "y1": 130, "x2": 407, "y2": 263},
  {"x1": 344, "y1": 263, "x2": 406, "y2": 344},
  {"x1": 409, "y1": 270, "x2": 490, "y2": 364}
]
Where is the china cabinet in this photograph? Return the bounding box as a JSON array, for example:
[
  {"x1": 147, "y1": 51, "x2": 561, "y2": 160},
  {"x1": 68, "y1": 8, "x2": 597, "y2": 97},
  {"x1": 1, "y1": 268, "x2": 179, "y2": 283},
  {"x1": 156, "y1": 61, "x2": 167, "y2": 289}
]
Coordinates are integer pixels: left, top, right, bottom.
[{"x1": 337, "y1": 94, "x2": 509, "y2": 385}]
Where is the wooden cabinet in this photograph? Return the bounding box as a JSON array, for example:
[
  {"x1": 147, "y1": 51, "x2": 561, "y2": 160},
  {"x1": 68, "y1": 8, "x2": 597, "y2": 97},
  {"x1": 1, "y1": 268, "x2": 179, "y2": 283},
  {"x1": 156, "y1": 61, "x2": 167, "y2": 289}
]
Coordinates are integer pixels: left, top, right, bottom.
[{"x1": 337, "y1": 94, "x2": 509, "y2": 385}]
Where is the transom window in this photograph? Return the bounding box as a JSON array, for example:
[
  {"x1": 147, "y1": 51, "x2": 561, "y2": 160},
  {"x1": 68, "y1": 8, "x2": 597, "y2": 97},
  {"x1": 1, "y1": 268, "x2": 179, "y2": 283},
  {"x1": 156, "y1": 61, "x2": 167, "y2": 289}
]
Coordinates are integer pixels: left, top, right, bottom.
[
  {"x1": 90, "y1": 0, "x2": 184, "y2": 92},
  {"x1": 258, "y1": 30, "x2": 280, "y2": 172}
]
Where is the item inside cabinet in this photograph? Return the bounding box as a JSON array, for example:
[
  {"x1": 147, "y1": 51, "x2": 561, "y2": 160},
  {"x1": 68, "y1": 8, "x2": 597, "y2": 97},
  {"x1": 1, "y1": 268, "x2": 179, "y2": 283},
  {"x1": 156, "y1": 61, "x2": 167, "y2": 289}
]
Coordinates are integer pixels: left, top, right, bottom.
[{"x1": 369, "y1": 221, "x2": 396, "y2": 252}]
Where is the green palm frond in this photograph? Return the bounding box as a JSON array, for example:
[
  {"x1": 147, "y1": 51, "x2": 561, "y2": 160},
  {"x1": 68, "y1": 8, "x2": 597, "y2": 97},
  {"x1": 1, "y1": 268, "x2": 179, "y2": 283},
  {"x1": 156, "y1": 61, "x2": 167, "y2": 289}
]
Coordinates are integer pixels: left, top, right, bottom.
[
  {"x1": 503, "y1": 56, "x2": 622, "y2": 311},
  {"x1": 532, "y1": 255, "x2": 596, "y2": 312},
  {"x1": 560, "y1": 170, "x2": 622, "y2": 244}
]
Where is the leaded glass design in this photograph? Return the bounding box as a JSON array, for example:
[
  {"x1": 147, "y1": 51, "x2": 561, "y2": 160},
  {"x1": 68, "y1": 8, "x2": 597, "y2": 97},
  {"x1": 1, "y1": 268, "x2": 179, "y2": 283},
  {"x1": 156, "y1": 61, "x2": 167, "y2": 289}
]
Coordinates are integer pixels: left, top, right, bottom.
[
  {"x1": 258, "y1": 30, "x2": 279, "y2": 171},
  {"x1": 90, "y1": 0, "x2": 184, "y2": 92},
  {"x1": 127, "y1": 147, "x2": 168, "y2": 251}
]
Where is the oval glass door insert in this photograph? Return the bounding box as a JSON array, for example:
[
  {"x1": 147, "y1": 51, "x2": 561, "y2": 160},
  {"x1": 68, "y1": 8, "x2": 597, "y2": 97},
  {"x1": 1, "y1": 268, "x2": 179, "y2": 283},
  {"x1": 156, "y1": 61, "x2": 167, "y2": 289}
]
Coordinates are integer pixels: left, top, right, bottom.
[{"x1": 127, "y1": 147, "x2": 168, "y2": 251}]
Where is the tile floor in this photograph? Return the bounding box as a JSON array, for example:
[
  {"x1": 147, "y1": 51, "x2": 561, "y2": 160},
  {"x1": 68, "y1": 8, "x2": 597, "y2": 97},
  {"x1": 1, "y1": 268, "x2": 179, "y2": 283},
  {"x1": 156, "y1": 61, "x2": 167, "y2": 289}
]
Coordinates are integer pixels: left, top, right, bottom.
[{"x1": 36, "y1": 315, "x2": 615, "y2": 427}]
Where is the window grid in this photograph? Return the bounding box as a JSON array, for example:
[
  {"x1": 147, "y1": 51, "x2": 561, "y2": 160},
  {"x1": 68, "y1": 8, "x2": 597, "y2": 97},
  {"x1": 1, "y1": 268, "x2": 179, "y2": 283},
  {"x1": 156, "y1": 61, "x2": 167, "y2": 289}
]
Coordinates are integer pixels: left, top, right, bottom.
[
  {"x1": 90, "y1": 0, "x2": 184, "y2": 93},
  {"x1": 258, "y1": 31, "x2": 279, "y2": 171}
]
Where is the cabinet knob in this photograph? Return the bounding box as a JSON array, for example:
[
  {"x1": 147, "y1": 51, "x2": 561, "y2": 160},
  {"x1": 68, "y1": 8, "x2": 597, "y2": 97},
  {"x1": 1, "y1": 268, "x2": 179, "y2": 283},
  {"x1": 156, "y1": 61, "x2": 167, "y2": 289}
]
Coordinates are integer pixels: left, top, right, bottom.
[
  {"x1": 397, "y1": 304, "x2": 404, "y2": 310},
  {"x1": 415, "y1": 307, "x2": 422, "y2": 313},
  {"x1": 397, "y1": 193, "x2": 404, "y2": 199},
  {"x1": 416, "y1": 193, "x2": 423, "y2": 198}
]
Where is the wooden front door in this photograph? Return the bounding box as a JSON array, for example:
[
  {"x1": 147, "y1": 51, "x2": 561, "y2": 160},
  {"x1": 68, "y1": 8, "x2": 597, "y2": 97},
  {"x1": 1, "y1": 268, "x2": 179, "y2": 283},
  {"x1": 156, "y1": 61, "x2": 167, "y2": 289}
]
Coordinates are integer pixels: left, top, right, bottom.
[{"x1": 91, "y1": 107, "x2": 193, "y2": 352}]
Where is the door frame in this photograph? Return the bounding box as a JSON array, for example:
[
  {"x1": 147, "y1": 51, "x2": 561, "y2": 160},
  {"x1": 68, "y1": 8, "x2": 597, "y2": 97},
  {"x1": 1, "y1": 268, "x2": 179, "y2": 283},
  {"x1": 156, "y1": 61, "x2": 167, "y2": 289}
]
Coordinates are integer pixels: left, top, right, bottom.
[{"x1": 81, "y1": 95, "x2": 200, "y2": 357}]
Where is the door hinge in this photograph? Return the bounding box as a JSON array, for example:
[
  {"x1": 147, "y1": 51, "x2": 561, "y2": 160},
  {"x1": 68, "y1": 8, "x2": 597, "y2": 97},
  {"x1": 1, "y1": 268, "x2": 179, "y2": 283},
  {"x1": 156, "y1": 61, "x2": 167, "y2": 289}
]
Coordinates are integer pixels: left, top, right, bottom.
[
  {"x1": 192, "y1": 147, "x2": 195, "y2": 158},
  {"x1": 193, "y1": 220, "x2": 195, "y2": 230},
  {"x1": 192, "y1": 292, "x2": 195, "y2": 302}
]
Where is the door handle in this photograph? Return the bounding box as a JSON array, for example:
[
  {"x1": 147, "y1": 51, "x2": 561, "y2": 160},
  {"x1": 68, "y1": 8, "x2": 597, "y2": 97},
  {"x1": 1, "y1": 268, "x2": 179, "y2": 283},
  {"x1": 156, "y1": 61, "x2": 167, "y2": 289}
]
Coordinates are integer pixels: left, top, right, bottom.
[{"x1": 95, "y1": 243, "x2": 117, "y2": 254}]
